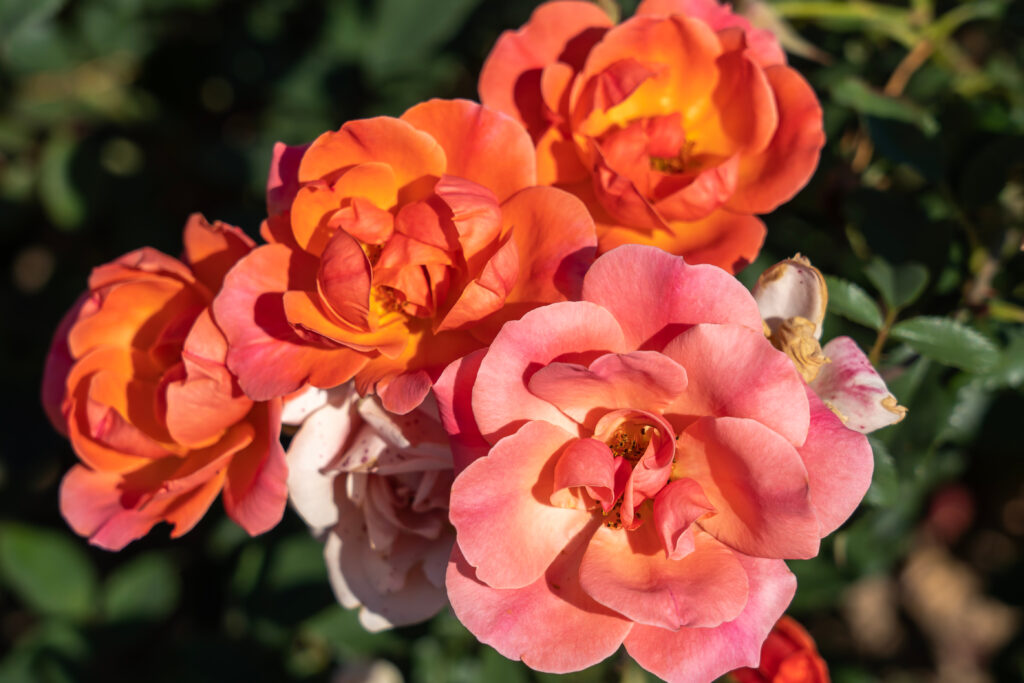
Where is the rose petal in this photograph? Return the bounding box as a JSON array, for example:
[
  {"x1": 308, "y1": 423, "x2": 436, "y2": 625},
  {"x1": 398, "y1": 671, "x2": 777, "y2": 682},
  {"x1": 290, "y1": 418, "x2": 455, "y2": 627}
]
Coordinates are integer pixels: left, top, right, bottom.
[
  {"x1": 401, "y1": 99, "x2": 536, "y2": 202},
  {"x1": 653, "y1": 477, "x2": 714, "y2": 560},
  {"x1": 221, "y1": 400, "x2": 288, "y2": 536},
  {"x1": 446, "y1": 528, "x2": 632, "y2": 674},
  {"x1": 636, "y1": 0, "x2": 787, "y2": 67},
  {"x1": 435, "y1": 350, "x2": 491, "y2": 473},
  {"x1": 624, "y1": 556, "x2": 796, "y2": 683},
  {"x1": 286, "y1": 385, "x2": 358, "y2": 533},
  {"x1": 581, "y1": 244, "x2": 763, "y2": 351},
  {"x1": 478, "y1": 0, "x2": 612, "y2": 131},
  {"x1": 661, "y1": 323, "x2": 809, "y2": 446},
  {"x1": 472, "y1": 301, "x2": 628, "y2": 442},
  {"x1": 754, "y1": 257, "x2": 829, "y2": 338},
  {"x1": 579, "y1": 525, "x2": 748, "y2": 630},
  {"x1": 499, "y1": 186, "x2": 598, "y2": 307},
  {"x1": 594, "y1": 201, "x2": 766, "y2": 274},
  {"x1": 42, "y1": 295, "x2": 87, "y2": 436},
  {"x1": 528, "y1": 350, "x2": 688, "y2": 428},
  {"x1": 267, "y1": 142, "x2": 310, "y2": 216},
  {"x1": 552, "y1": 438, "x2": 624, "y2": 511},
  {"x1": 214, "y1": 244, "x2": 370, "y2": 400},
  {"x1": 325, "y1": 524, "x2": 450, "y2": 632},
  {"x1": 676, "y1": 416, "x2": 820, "y2": 559},
  {"x1": 298, "y1": 117, "x2": 446, "y2": 194},
  {"x1": 725, "y1": 65, "x2": 825, "y2": 215},
  {"x1": 799, "y1": 385, "x2": 874, "y2": 536},
  {"x1": 450, "y1": 420, "x2": 591, "y2": 589},
  {"x1": 811, "y1": 336, "x2": 908, "y2": 434}
]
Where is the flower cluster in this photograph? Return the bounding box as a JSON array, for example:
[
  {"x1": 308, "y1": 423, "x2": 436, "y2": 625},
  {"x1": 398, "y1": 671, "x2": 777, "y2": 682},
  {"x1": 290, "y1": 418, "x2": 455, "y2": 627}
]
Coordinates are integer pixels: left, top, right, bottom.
[{"x1": 41, "y1": 2, "x2": 898, "y2": 681}]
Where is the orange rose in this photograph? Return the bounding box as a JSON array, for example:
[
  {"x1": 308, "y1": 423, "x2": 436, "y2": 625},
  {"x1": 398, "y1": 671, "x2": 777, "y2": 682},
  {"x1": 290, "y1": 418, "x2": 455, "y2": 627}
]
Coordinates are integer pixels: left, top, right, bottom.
[
  {"x1": 42, "y1": 215, "x2": 287, "y2": 550},
  {"x1": 213, "y1": 98, "x2": 596, "y2": 413},
  {"x1": 479, "y1": 0, "x2": 824, "y2": 272},
  {"x1": 731, "y1": 615, "x2": 830, "y2": 683}
]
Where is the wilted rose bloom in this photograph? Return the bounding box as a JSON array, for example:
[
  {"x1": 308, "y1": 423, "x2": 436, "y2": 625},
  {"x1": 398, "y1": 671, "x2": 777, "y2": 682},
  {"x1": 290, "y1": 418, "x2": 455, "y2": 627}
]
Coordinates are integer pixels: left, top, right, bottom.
[
  {"x1": 285, "y1": 384, "x2": 454, "y2": 631},
  {"x1": 435, "y1": 245, "x2": 872, "y2": 681},
  {"x1": 731, "y1": 615, "x2": 830, "y2": 683},
  {"x1": 214, "y1": 98, "x2": 596, "y2": 414},
  {"x1": 479, "y1": 0, "x2": 824, "y2": 272},
  {"x1": 42, "y1": 215, "x2": 287, "y2": 550},
  {"x1": 753, "y1": 256, "x2": 906, "y2": 433}
]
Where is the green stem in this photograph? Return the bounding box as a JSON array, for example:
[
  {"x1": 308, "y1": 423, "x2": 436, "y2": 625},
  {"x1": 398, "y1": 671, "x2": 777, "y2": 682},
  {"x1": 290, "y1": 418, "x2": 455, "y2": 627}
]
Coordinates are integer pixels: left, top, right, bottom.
[
  {"x1": 869, "y1": 307, "x2": 899, "y2": 366},
  {"x1": 771, "y1": 1, "x2": 917, "y2": 44}
]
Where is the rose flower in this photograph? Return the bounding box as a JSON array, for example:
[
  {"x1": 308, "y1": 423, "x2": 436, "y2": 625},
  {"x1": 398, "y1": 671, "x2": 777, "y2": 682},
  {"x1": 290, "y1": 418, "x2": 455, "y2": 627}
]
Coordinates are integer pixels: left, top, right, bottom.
[
  {"x1": 479, "y1": 0, "x2": 825, "y2": 272},
  {"x1": 731, "y1": 615, "x2": 830, "y2": 683},
  {"x1": 284, "y1": 384, "x2": 454, "y2": 631},
  {"x1": 435, "y1": 245, "x2": 872, "y2": 682},
  {"x1": 42, "y1": 215, "x2": 287, "y2": 550},
  {"x1": 753, "y1": 256, "x2": 906, "y2": 433},
  {"x1": 214, "y1": 98, "x2": 596, "y2": 414}
]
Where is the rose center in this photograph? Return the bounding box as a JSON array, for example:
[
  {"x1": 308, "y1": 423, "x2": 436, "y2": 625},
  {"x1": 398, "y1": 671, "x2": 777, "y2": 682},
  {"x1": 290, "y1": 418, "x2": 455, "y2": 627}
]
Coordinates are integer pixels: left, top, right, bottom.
[
  {"x1": 607, "y1": 422, "x2": 655, "y2": 462},
  {"x1": 649, "y1": 140, "x2": 697, "y2": 174}
]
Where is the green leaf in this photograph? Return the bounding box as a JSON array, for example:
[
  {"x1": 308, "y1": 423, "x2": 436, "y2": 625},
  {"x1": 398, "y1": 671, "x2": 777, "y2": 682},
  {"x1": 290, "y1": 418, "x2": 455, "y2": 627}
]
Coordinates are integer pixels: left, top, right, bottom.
[
  {"x1": 302, "y1": 607, "x2": 404, "y2": 660},
  {"x1": 0, "y1": 0, "x2": 65, "y2": 44},
  {"x1": 829, "y1": 75, "x2": 939, "y2": 136},
  {"x1": 863, "y1": 258, "x2": 929, "y2": 310},
  {"x1": 365, "y1": 0, "x2": 484, "y2": 78},
  {"x1": 981, "y1": 328, "x2": 1024, "y2": 389},
  {"x1": 864, "y1": 438, "x2": 899, "y2": 507},
  {"x1": 785, "y1": 555, "x2": 847, "y2": 612},
  {"x1": 0, "y1": 523, "x2": 97, "y2": 621},
  {"x1": 890, "y1": 316, "x2": 999, "y2": 372},
  {"x1": 825, "y1": 275, "x2": 883, "y2": 329},
  {"x1": 481, "y1": 647, "x2": 530, "y2": 683},
  {"x1": 38, "y1": 132, "x2": 85, "y2": 231},
  {"x1": 264, "y1": 534, "x2": 326, "y2": 591},
  {"x1": 103, "y1": 553, "x2": 180, "y2": 622},
  {"x1": 937, "y1": 378, "x2": 992, "y2": 446}
]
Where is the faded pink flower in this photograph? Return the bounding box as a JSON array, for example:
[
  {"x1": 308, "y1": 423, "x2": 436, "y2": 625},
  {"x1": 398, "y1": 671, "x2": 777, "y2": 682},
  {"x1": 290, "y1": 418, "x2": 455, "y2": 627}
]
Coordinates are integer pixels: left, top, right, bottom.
[
  {"x1": 753, "y1": 256, "x2": 906, "y2": 433},
  {"x1": 284, "y1": 384, "x2": 454, "y2": 631},
  {"x1": 435, "y1": 245, "x2": 873, "y2": 682}
]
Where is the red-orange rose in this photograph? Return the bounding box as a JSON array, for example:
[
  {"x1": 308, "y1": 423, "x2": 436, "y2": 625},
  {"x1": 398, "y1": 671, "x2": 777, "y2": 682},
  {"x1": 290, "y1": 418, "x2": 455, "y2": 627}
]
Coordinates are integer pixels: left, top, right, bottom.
[
  {"x1": 731, "y1": 615, "x2": 830, "y2": 683},
  {"x1": 213, "y1": 98, "x2": 596, "y2": 413},
  {"x1": 42, "y1": 215, "x2": 287, "y2": 550},
  {"x1": 479, "y1": 0, "x2": 824, "y2": 272}
]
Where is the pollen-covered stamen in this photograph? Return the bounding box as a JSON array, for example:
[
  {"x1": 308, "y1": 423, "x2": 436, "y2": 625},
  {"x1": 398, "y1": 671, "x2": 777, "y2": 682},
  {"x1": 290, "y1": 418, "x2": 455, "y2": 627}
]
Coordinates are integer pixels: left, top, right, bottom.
[
  {"x1": 649, "y1": 141, "x2": 697, "y2": 174},
  {"x1": 608, "y1": 423, "x2": 654, "y2": 462},
  {"x1": 603, "y1": 497, "x2": 651, "y2": 530},
  {"x1": 373, "y1": 285, "x2": 406, "y2": 314},
  {"x1": 361, "y1": 242, "x2": 384, "y2": 267}
]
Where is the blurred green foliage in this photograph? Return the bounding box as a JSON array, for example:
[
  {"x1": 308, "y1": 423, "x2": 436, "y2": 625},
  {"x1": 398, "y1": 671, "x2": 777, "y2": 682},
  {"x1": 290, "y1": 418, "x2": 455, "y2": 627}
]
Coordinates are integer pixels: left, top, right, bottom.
[{"x1": 2, "y1": 0, "x2": 1023, "y2": 681}]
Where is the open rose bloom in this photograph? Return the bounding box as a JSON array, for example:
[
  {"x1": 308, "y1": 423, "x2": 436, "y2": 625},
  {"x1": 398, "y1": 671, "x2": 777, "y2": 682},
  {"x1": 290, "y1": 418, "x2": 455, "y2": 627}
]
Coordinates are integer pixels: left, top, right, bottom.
[
  {"x1": 214, "y1": 98, "x2": 596, "y2": 414},
  {"x1": 284, "y1": 384, "x2": 454, "y2": 631},
  {"x1": 479, "y1": 0, "x2": 824, "y2": 271},
  {"x1": 42, "y1": 215, "x2": 287, "y2": 549},
  {"x1": 436, "y1": 246, "x2": 872, "y2": 682}
]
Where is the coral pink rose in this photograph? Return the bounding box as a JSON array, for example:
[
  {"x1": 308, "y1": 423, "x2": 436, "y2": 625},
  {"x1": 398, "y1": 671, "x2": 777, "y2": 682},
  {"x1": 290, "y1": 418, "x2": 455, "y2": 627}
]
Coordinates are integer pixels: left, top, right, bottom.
[
  {"x1": 435, "y1": 245, "x2": 872, "y2": 681},
  {"x1": 214, "y1": 98, "x2": 596, "y2": 414},
  {"x1": 284, "y1": 384, "x2": 454, "y2": 631},
  {"x1": 42, "y1": 215, "x2": 287, "y2": 550},
  {"x1": 731, "y1": 615, "x2": 830, "y2": 683},
  {"x1": 479, "y1": 0, "x2": 824, "y2": 272},
  {"x1": 753, "y1": 256, "x2": 906, "y2": 433}
]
